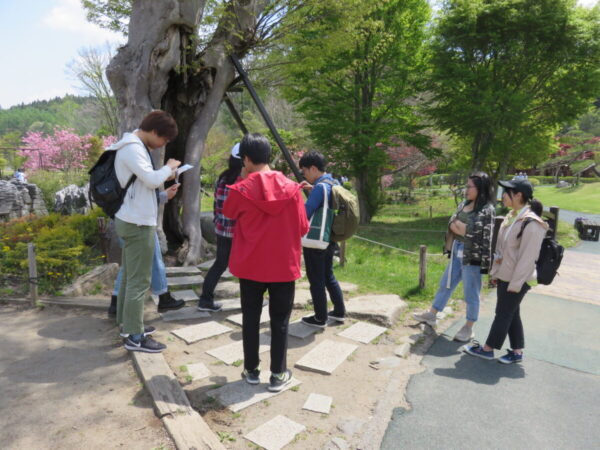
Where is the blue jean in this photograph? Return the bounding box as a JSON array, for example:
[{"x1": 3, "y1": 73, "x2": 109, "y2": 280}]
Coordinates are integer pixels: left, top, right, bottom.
[
  {"x1": 113, "y1": 232, "x2": 168, "y2": 296},
  {"x1": 432, "y1": 241, "x2": 481, "y2": 322}
]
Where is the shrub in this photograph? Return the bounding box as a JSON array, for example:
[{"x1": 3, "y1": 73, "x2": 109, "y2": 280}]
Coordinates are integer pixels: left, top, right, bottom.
[
  {"x1": 0, "y1": 208, "x2": 106, "y2": 295},
  {"x1": 28, "y1": 170, "x2": 89, "y2": 208},
  {"x1": 528, "y1": 177, "x2": 540, "y2": 186}
]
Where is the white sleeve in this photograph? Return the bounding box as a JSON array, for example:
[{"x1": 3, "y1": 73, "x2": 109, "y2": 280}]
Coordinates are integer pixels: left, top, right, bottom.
[{"x1": 121, "y1": 145, "x2": 172, "y2": 189}]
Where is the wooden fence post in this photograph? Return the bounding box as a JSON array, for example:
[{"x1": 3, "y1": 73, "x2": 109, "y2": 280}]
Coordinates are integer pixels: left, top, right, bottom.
[
  {"x1": 419, "y1": 245, "x2": 427, "y2": 289},
  {"x1": 28, "y1": 243, "x2": 38, "y2": 307},
  {"x1": 339, "y1": 241, "x2": 346, "y2": 267},
  {"x1": 429, "y1": 205, "x2": 433, "y2": 219}
]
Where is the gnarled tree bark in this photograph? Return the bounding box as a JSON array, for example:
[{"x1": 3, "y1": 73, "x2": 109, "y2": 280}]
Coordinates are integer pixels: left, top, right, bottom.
[{"x1": 107, "y1": 0, "x2": 268, "y2": 264}]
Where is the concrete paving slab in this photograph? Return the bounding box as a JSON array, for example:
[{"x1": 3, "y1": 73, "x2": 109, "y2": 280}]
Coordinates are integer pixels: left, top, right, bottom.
[
  {"x1": 160, "y1": 307, "x2": 210, "y2": 322},
  {"x1": 302, "y1": 393, "x2": 332, "y2": 414},
  {"x1": 165, "y1": 266, "x2": 202, "y2": 276},
  {"x1": 167, "y1": 275, "x2": 204, "y2": 287},
  {"x1": 197, "y1": 259, "x2": 216, "y2": 270},
  {"x1": 345, "y1": 294, "x2": 407, "y2": 327},
  {"x1": 171, "y1": 322, "x2": 233, "y2": 344},
  {"x1": 214, "y1": 281, "x2": 240, "y2": 298},
  {"x1": 206, "y1": 334, "x2": 271, "y2": 365},
  {"x1": 187, "y1": 362, "x2": 211, "y2": 381},
  {"x1": 209, "y1": 374, "x2": 301, "y2": 412},
  {"x1": 295, "y1": 339, "x2": 358, "y2": 375},
  {"x1": 394, "y1": 343, "x2": 410, "y2": 358},
  {"x1": 288, "y1": 320, "x2": 322, "y2": 339},
  {"x1": 171, "y1": 290, "x2": 200, "y2": 302},
  {"x1": 337, "y1": 321, "x2": 387, "y2": 344},
  {"x1": 369, "y1": 357, "x2": 402, "y2": 370},
  {"x1": 218, "y1": 298, "x2": 241, "y2": 311},
  {"x1": 227, "y1": 309, "x2": 270, "y2": 327},
  {"x1": 296, "y1": 281, "x2": 358, "y2": 293},
  {"x1": 244, "y1": 415, "x2": 306, "y2": 450},
  {"x1": 293, "y1": 289, "x2": 313, "y2": 309}
]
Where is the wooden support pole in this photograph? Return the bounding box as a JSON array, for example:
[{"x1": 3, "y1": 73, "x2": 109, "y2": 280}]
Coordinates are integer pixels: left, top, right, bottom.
[
  {"x1": 28, "y1": 243, "x2": 38, "y2": 307},
  {"x1": 429, "y1": 205, "x2": 433, "y2": 219},
  {"x1": 419, "y1": 245, "x2": 427, "y2": 289}
]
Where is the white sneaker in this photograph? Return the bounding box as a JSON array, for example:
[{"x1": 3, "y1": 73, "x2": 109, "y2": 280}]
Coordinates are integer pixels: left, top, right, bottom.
[
  {"x1": 412, "y1": 310, "x2": 437, "y2": 327},
  {"x1": 453, "y1": 324, "x2": 474, "y2": 342}
]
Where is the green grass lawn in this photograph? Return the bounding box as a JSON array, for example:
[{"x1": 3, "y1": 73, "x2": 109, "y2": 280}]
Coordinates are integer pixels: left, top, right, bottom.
[{"x1": 534, "y1": 183, "x2": 600, "y2": 214}]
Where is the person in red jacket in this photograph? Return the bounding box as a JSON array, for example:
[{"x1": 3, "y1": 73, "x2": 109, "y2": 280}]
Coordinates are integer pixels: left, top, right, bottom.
[{"x1": 223, "y1": 133, "x2": 309, "y2": 392}]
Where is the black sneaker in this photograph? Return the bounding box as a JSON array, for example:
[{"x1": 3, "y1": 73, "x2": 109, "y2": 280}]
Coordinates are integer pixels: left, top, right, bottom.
[
  {"x1": 197, "y1": 300, "x2": 223, "y2": 312},
  {"x1": 123, "y1": 335, "x2": 166, "y2": 353},
  {"x1": 268, "y1": 369, "x2": 293, "y2": 392},
  {"x1": 327, "y1": 311, "x2": 345, "y2": 323},
  {"x1": 107, "y1": 295, "x2": 117, "y2": 317},
  {"x1": 119, "y1": 326, "x2": 156, "y2": 338},
  {"x1": 301, "y1": 315, "x2": 327, "y2": 329},
  {"x1": 157, "y1": 292, "x2": 185, "y2": 312},
  {"x1": 241, "y1": 367, "x2": 261, "y2": 385}
]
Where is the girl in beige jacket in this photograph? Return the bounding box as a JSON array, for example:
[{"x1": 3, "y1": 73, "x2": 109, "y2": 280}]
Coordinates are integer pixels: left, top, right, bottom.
[{"x1": 465, "y1": 179, "x2": 547, "y2": 364}]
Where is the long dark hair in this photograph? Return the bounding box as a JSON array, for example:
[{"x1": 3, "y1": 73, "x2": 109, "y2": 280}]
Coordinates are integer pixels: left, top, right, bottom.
[
  {"x1": 218, "y1": 155, "x2": 243, "y2": 185},
  {"x1": 468, "y1": 171, "x2": 493, "y2": 211}
]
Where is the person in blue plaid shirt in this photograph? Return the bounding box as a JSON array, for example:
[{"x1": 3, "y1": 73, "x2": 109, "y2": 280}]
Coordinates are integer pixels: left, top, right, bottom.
[{"x1": 197, "y1": 143, "x2": 243, "y2": 311}]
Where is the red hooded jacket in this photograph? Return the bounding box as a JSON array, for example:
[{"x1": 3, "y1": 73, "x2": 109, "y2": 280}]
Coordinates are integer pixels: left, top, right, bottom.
[{"x1": 223, "y1": 170, "x2": 309, "y2": 283}]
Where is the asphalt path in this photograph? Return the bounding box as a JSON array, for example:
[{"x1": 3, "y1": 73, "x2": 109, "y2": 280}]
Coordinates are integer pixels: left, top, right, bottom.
[{"x1": 382, "y1": 233, "x2": 600, "y2": 449}]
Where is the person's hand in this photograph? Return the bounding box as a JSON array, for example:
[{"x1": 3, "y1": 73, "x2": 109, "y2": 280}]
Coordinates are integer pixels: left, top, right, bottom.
[
  {"x1": 300, "y1": 180, "x2": 313, "y2": 192},
  {"x1": 166, "y1": 184, "x2": 179, "y2": 200},
  {"x1": 166, "y1": 158, "x2": 181, "y2": 170},
  {"x1": 490, "y1": 278, "x2": 498, "y2": 286},
  {"x1": 166, "y1": 172, "x2": 176, "y2": 181}
]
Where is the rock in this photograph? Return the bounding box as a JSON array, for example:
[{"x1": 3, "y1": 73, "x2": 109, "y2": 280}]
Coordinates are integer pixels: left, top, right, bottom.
[
  {"x1": 394, "y1": 343, "x2": 410, "y2": 358},
  {"x1": 443, "y1": 306, "x2": 453, "y2": 314},
  {"x1": 369, "y1": 357, "x2": 402, "y2": 370},
  {"x1": 0, "y1": 180, "x2": 47, "y2": 222},
  {"x1": 200, "y1": 211, "x2": 216, "y2": 244},
  {"x1": 556, "y1": 180, "x2": 570, "y2": 188},
  {"x1": 336, "y1": 418, "x2": 365, "y2": 437},
  {"x1": 62, "y1": 263, "x2": 119, "y2": 296},
  {"x1": 345, "y1": 294, "x2": 408, "y2": 327},
  {"x1": 331, "y1": 437, "x2": 349, "y2": 450},
  {"x1": 54, "y1": 184, "x2": 90, "y2": 215}
]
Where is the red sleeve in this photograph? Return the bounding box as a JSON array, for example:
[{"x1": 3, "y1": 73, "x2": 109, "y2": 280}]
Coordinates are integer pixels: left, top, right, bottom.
[
  {"x1": 223, "y1": 189, "x2": 242, "y2": 220},
  {"x1": 296, "y1": 191, "x2": 310, "y2": 236}
]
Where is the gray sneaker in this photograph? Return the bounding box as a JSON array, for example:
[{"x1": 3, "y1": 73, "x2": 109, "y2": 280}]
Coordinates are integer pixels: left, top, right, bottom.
[
  {"x1": 412, "y1": 310, "x2": 437, "y2": 327},
  {"x1": 453, "y1": 324, "x2": 474, "y2": 342}
]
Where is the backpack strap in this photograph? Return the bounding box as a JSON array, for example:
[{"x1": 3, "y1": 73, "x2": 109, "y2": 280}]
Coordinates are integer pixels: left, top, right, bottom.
[{"x1": 516, "y1": 218, "x2": 535, "y2": 239}]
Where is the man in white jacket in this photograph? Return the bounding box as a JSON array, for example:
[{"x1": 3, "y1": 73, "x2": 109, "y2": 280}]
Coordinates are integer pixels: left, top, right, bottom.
[{"x1": 113, "y1": 110, "x2": 181, "y2": 353}]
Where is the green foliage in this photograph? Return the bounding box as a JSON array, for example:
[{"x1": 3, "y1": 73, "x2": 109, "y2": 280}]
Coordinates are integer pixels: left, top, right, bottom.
[
  {"x1": 277, "y1": 0, "x2": 432, "y2": 222},
  {"x1": 427, "y1": 0, "x2": 600, "y2": 175},
  {"x1": 0, "y1": 209, "x2": 106, "y2": 294}
]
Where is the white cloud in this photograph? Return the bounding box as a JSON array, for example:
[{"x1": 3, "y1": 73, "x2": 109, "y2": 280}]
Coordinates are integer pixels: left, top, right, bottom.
[{"x1": 42, "y1": 0, "x2": 123, "y2": 45}]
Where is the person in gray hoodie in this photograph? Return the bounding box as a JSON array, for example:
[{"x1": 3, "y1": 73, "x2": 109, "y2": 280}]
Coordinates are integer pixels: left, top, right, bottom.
[{"x1": 112, "y1": 110, "x2": 181, "y2": 353}]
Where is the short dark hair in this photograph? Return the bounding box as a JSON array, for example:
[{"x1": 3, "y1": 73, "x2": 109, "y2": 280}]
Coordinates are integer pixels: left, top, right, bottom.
[
  {"x1": 239, "y1": 133, "x2": 271, "y2": 165},
  {"x1": 299, "y1": 151, "x2": 326, "y2": 172},
  {"x1": 139, "y1": 110, "x2": 178, "y2": 141}
]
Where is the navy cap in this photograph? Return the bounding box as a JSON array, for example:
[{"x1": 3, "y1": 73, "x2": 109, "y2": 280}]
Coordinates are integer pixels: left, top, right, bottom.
[{"x1": 498, "y1": 179, "x2": 533, "y2": 198}]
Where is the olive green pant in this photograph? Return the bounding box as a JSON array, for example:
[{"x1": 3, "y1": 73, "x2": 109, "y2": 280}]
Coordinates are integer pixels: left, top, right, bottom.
[{"x1": 115, "y1": 218, "x2": 155, "y2": 335}]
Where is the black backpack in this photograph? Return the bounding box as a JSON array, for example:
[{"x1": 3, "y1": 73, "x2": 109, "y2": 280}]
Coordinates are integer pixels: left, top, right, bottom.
[
  {"x1": 518, "y1": 219, "x2": 564, "y2": 285},
  {"x1": 88, "y1": 150, "x2": 136, "y2": 218}
]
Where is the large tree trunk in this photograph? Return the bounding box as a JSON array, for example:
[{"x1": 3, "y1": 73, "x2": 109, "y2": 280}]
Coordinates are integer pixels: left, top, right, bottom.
[{"x1": 107, "y1": 0, "x2": 268, "y2": 264}]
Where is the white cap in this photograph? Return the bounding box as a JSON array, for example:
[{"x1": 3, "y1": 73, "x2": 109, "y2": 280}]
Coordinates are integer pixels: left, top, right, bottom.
[{"x1": 231, "y1": 143, "x2": 241, "y2": 159}]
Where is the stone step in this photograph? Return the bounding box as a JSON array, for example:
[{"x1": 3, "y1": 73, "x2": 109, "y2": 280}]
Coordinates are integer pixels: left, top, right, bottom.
[
  {"x1": 227, "y1": 309, "x2": 270, "y2": 327},
  {"x1": 152, "y1": 290, "x2": 200, "y2": 306},
  {"x1": 214, "y1": 281, "x2": 240, "y2": 298},
  {"x1": 197, "y1": 259, "x2": 216, "y2": 270},
  {"x1": 295, "y1": 339, "x2": 358, "y2": 375},
  {"x1": 337, "y1": 321, "x2": 387, "y2": 344},
  {"x1": 165, "y1": 266, "x2": 202, "y2": 276},
  {"x1": 206, "y1": 333, "x2": 270, "y2": 365},
  {"x1": 345, "y1": 294, "x2": 407, "y2": 327},
  {"x1": 160, "y1": 307, "x2": 210, "y2": 322},
  {"x1": 167, "y1": 275, "x2": 204, "y2": 287},
  {"x1": 296, "y1": 280, "x2": 359, "y2": 293},
  {"x1": 171, "y1": 322, "x2": 233, "y2": 344},
  {"x1": 244, "y1": 415, "x2": 305, "y2": 449}
]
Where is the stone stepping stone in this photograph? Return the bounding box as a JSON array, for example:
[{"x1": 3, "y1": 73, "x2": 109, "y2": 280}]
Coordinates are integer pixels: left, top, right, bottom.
[
  {"x1": 209, "y1": 374, "x2": 301, "y2": 413},
  {"x1": 214, "y1": 281, "x2": 240, "y2": 298},
  {"x1": 218, "y1": 298, "x2": 268, "y2": 312},
  {"x1": 302, "y1": 393, "x2": 332, "y2": 414},
  {"x1": 295, "y1": 339, "x2": 358, "y2": 375},
  {"x1": 206, "y1": 334, "x2": 271, "y2": 365},
  {"x1": 293, "y1": 289, "x2": 313, "y2": 309},
  {"x1": 167, "y1": 275, "x2": 204, "y2": 287},
  {"x1": 244, "y1": 415, "x2": 305, "y2": 450},
  {"x1": 171, "y1": 322, "x2": 233, "y2": 344},
  {"x1": 165, "y1": 266, "x2": 202, "y2": 276},
  {"x1": 197, "y1": 259, "x2": 216, "y2": 270},
  {"x1": 288, "y1": 320, "x2": 321, "y2": 339},
  {"x1": 296, "y1": 281, "x2": 358, "y2": 293},
  {"x1": 187, "y1": 362, "x2": 211, "y2": 381},
  {"x1": 337, "y1": 321, "x2": 387, "y2": 344},
  {"x1": 227, "y1": 309, "x2": 270, "y2": 327},
  {"x1": 160, "y1": 307, "x2": 210, "y2": 322},
  {"x1": 345, "y1": 294, "x2": 407, "y2": 327}
]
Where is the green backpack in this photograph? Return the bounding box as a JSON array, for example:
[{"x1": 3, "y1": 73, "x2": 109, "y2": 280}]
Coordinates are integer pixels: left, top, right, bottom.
[{"x1": 322, "y1": 179, "x2": 360, "y2": 242}]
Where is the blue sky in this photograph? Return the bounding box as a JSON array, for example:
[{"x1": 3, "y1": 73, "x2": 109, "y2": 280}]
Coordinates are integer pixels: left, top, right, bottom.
[{"x1": 0, "y1": 0, "x2": 598, "y2": 109}]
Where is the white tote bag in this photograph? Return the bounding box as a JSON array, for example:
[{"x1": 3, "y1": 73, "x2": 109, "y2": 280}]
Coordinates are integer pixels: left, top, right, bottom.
[{"x1": 301, "y1": 184, "x2": 333, "y2": 250}]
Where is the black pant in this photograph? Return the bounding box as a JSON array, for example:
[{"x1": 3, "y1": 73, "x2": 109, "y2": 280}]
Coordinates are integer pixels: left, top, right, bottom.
[
  {"x1": 303, "y1": 242, "x2": 345, "y2": 322},
  {"x1": 239, "y1": 278, "x2": 295, "y2": 374},
  {"x1": 485, "y1": 281, "x2": 530, "y2": 350},
  {"x1": 200, "y1": 235, "x2": 232, "y2": 303}
]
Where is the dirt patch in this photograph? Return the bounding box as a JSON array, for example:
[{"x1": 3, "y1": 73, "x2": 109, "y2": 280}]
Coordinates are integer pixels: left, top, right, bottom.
[{"x1": 0, "y1": 304, "x2": 174, "y2": 450}]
